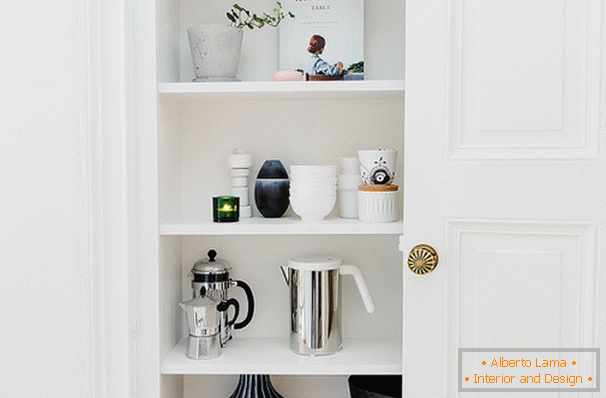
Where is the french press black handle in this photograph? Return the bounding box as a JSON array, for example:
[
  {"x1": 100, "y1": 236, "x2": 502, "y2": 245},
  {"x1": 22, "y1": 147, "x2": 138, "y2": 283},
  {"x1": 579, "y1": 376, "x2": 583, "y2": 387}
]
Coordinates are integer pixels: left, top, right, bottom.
[
  {"x1": 233, "y1": 280, "x2": 255, "y2": 330},
  {"x1": 217, "y1": 298, "x2": 240, "y2": 328}
]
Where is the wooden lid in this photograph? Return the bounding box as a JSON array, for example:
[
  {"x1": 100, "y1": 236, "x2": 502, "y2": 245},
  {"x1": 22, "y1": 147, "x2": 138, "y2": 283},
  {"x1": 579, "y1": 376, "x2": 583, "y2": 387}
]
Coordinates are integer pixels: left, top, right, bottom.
[{"x1": 358, "y1": 184, "x2": 399, "y2": 192}]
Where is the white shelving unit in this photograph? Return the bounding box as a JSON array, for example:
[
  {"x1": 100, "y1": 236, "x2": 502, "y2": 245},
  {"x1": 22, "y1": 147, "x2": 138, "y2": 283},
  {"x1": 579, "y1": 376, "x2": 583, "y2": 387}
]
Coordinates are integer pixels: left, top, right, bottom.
[
  {"x1": 160, "y1": 216, "x2": 403, "y2": 236},
  {"x1": 140, "y1": 1, "x2": 405, "y2": 397},
  {"x1": 158, "y1": 80, "x2": 405, "y2": 101},
  {"x1": 162, "y1": 337, "x2": 401, "y2": 375}
]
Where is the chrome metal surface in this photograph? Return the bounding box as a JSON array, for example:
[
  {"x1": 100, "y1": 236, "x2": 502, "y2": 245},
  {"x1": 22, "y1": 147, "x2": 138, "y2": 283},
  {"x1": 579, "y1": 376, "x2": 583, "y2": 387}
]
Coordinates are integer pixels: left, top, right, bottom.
[
  {"x1": 192, "y1": 281, "x2": 231, "y2": 298},
  {"x1": 279, "y1": 265, "x2": 289, "y2": 285},
  {"x1": 191, "y1": 249, "x2": 233, "y2": 274},
  {"x1": 179, "y1": 295, "x2": 221, "y2": 337},
  {"x1": 287, "y1": 267, "x2": 342, "y2": 356},
  {"x1": 189, "y1": 250, "x2": 255, "y2": 347},
  {"x1": 186, "y1": 334, "x2": 221, "y2": 360},
  {"x1": 192, "y1": 281, "x2": 233, "y2": 344}
]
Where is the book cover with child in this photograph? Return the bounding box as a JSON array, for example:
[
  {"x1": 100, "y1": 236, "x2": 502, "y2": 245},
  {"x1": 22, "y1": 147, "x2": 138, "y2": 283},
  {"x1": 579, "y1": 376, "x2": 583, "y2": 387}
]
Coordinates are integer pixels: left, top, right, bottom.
[{"x1": 279, "y1": 0, "x2": 364, "y2": 80}]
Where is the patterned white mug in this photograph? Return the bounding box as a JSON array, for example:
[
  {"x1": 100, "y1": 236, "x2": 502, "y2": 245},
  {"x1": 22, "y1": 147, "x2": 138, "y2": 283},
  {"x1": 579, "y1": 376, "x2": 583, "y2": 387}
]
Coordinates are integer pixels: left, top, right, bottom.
[{"x1": 358, "y1": 149, "x2": 397, "y2": 185}]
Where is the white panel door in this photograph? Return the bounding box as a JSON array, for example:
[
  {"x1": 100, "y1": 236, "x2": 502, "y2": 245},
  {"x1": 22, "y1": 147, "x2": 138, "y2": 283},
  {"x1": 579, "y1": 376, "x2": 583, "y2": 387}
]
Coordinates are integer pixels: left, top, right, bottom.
[{"x1": 405, "y1": 1, "x2": 605, "y2": 397}]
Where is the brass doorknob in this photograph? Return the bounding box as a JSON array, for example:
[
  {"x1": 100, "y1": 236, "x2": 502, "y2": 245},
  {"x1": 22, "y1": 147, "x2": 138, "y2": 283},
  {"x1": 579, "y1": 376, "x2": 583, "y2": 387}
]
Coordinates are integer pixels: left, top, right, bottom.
[{"x1": 408, "y1": 244, "x2": 438, "y2": 275}]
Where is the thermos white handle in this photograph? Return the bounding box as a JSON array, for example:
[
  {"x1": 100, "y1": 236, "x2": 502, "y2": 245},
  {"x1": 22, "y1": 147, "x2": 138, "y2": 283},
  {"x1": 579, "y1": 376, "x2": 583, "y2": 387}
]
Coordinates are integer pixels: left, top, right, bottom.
[{"x1": 340, "y1": 265, "x2": 375, "y2": 313}]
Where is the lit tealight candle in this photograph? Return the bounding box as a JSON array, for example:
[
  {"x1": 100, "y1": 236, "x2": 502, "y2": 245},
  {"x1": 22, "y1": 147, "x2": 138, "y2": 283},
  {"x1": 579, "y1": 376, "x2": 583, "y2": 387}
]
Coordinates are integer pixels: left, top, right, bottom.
[{"x1": 213, "y1": 196, "x2": 239, "y2": 223}]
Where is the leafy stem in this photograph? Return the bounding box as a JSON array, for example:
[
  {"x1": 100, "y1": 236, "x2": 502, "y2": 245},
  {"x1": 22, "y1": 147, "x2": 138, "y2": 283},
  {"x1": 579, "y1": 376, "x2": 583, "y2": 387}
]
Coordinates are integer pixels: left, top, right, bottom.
[{"x1": 227, "y1": 2, "x2": 294, "y2": 30}]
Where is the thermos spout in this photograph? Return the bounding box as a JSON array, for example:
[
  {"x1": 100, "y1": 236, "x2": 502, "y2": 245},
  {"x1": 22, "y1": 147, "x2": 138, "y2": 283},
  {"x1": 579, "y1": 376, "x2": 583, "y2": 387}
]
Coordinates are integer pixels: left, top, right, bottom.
[{"x1": 279, "y1": 265, "x2": 289, "y2": 286}]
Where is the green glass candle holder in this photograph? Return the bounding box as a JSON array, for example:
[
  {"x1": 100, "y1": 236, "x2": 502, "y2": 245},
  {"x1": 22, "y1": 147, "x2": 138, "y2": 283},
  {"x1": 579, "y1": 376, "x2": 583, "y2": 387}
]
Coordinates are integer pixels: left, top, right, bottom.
[{"x1": 213, "y1": 196, "x2": 239, "y2": 222}]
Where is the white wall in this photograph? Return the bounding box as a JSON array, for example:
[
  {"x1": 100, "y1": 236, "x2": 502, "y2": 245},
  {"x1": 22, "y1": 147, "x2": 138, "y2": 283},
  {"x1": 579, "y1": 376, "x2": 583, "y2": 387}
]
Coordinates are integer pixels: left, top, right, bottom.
[{"x1": 0, "y1": 2, "x2": 90, "y2": 396}]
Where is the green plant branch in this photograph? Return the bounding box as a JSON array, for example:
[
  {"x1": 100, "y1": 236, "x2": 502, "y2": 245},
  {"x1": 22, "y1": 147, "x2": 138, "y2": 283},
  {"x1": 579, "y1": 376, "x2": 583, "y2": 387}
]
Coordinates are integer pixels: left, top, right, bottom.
[
  {"x1": 346, "y1": 61, "x2": 364, "y2": 73},
  {"x1": 227, "y1": 2, "x2": 294, "y2": 30}
]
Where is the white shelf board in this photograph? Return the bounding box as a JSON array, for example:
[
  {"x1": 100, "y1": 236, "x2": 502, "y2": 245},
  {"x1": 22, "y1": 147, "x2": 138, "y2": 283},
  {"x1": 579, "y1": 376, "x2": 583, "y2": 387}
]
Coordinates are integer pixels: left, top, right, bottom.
[
  {"x1": 161, "y1": 337, "x2": 401, "y2": 375},
  {"x1": 158, "y1": 80, "x2": 405, "y2": 101},
  {"x1": 160, "y1": 216, "x2": 403, "y2": 235}
]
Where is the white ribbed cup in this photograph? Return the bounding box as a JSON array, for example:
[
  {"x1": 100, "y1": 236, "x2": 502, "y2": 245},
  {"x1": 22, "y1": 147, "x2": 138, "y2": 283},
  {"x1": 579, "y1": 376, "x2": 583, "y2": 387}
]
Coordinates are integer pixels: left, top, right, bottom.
[{"x1": 358, "y1": 190, "x2": 397, "y2": 222}]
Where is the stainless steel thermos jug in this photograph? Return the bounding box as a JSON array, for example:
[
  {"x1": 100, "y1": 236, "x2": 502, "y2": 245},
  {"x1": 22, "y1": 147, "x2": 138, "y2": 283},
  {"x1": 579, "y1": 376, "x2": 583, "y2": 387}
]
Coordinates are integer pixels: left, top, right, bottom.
[{"x1": 280, "y1": 254, "x2": 375, "y2": 356}]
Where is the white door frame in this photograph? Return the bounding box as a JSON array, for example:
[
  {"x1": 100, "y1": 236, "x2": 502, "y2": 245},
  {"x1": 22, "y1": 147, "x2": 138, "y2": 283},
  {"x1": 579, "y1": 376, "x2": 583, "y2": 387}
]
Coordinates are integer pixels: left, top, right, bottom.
[{"x1": 83, "y1": 0, "x2": 138, "y2": 396}]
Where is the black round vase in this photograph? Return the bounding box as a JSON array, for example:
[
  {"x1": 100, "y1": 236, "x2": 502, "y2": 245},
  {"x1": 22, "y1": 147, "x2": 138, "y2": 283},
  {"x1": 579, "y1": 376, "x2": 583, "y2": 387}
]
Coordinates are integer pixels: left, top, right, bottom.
[
  {"x1": 229, "y1": 375, "x2": 285, "y2": 398},
  {"x1": 254, "y1": 160, "x2": 290, "y2": 218}
]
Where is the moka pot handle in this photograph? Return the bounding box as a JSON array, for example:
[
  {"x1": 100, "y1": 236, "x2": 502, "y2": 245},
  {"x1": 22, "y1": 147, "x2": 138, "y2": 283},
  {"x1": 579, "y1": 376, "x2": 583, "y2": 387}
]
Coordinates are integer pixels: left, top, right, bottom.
[{"x1": 232, "y1": 280, "x2": 255, "y2": 330}]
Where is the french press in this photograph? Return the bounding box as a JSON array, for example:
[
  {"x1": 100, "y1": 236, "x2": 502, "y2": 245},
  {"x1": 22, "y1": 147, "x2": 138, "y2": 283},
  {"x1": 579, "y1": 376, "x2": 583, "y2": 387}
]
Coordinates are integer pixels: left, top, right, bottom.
[{"x1": 188, "y1": 249, "x2": 255, "y2": 346}]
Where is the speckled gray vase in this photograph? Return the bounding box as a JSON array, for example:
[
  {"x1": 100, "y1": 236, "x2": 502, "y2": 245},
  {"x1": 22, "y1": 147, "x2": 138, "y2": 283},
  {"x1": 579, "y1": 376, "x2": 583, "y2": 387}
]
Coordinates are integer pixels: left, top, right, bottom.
[
  {"x1": 229, "y1": 375, "x2": 285, "y2": 398},
  {"x1": 186, "y1": 25, "x2": 243, "y2": 82}
]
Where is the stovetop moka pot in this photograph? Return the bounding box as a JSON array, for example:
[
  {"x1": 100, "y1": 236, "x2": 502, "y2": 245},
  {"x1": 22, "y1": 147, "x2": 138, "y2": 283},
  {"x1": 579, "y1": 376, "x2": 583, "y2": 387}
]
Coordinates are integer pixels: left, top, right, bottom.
[
  {"x1": 188, "y1": 249, "x2": 255, "y2": 346},
  {"x1": 179, "y1": 293, "x2": 239, "y2": 359}
]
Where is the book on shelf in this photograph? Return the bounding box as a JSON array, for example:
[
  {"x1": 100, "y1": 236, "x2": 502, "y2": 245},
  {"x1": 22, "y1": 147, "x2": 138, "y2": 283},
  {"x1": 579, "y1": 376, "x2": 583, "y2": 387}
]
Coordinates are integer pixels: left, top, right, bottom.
[{"x1": 279, "y1": 0, "x2": 364, "y2": 80}]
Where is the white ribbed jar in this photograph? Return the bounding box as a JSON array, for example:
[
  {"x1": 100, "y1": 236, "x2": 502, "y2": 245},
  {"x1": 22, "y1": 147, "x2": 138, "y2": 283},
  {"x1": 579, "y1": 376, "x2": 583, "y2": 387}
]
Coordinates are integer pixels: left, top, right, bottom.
[{"x1": 358, "y1": 185, "x2": 398, "y2": 223}]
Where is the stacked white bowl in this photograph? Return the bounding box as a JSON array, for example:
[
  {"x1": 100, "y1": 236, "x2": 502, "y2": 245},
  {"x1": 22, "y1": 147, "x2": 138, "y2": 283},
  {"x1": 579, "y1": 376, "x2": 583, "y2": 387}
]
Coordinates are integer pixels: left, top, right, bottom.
[
  {"x1": 289, "y1": 165, "x2": 337, "y2": 221},
  {"x1": 337, "y1": 157, "x2": 362, "y2": 219}
]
